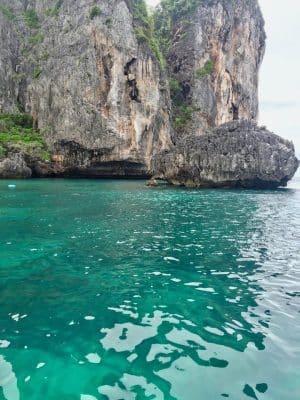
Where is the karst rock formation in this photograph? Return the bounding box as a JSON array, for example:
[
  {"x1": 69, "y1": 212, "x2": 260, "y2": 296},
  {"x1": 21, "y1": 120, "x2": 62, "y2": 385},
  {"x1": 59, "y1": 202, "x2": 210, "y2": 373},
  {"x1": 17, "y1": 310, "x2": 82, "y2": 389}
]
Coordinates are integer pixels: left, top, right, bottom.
[{"x1": 0, "y1": 0, "x2": 298, "y2": 186}]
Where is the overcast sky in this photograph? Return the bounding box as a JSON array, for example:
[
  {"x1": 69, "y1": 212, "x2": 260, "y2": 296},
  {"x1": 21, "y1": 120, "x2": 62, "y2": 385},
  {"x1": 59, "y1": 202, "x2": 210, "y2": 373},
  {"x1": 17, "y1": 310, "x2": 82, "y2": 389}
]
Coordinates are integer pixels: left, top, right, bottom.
[
  {"x1": 259, "y1": 0, "x2": 300, "y2": 157},
  {"x1": 146, "y1": 0, "x2": 299, "y2": 156}
]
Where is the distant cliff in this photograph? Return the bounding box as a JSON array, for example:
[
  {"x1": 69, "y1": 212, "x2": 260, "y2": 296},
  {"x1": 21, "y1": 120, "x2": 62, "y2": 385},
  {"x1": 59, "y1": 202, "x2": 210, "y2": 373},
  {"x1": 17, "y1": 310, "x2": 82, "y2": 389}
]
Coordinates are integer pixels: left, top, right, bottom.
[
  {"x1": 165, "y1": 0, "x2": 265, "y2": 138},
  {"x1": 0, "y1": 0, "x2": 298, "y2": 185}
]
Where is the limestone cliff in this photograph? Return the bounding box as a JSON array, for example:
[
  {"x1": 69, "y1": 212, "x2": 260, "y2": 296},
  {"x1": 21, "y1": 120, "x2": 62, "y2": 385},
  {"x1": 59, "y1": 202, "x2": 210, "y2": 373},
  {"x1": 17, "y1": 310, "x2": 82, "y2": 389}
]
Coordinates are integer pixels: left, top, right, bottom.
[
  {"x1": 0, "y1": 0, "x2": 298, "y2": 185},
  {"x1": 166, "y1": 0, "x2": 266, "y2": 138},
  {"x1": 0, "y1": 0, "x2": 172, "y2": 176}
]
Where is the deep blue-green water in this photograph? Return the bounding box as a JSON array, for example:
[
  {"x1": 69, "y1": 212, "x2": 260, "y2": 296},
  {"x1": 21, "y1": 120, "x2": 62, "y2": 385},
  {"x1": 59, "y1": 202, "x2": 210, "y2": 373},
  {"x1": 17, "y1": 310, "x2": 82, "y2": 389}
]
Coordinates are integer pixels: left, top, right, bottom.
[{"x1": 0, "y1": 179, "x2": 300, "y2": 400}]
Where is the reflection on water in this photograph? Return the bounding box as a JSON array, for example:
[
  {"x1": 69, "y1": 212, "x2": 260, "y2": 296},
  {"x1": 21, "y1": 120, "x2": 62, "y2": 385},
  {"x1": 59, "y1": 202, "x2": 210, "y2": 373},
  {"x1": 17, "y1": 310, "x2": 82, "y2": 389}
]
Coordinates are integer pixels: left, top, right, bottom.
[
  {"x1": 0, "y1": 356, "x2": 19, "y2": 400},
  {"x1": 0, "y1": 180, "x2": 300, "y2": 399}
]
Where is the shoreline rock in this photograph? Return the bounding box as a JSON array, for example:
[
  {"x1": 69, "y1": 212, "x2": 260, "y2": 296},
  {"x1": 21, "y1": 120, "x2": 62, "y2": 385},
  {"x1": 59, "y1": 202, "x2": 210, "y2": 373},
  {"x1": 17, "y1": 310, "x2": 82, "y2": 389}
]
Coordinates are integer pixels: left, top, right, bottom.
[
  {"x1": 0, "y1": 1, "x2": 298, "y2": 187},
  {"x1": 152, "y1": 121, "x2": 299, "y2": 189},
  {"x1": 0, "y1": 153, "x2": 32, "y2": 179},
  {"x1": 1, "y1": 120, "x2": 298, "y2": 188}
]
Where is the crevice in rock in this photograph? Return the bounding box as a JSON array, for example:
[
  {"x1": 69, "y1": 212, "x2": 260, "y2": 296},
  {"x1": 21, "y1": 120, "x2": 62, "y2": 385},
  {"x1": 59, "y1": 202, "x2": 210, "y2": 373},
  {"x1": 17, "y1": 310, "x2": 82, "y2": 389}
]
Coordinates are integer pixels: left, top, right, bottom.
[
  {"x1": 231, "y1": 103, "x2": 239, "y2": 120},
  {"x1": 173, "y1": 62, "x2": 181, "y2": 73},
  {"x1": 124, "y1": 58, "x2": 137, "y2": 76},
  {"x1": 182, "y1": 81, "x2": 191, "y2": 100},
  {"x1": 128, "y1": 78, "x2": 140, "y2": 101},
  {"x1": 102, "y1": 53, "x2": 113, "y2": 96},
  {"x1": 16, "y1": 94, "x2": 25, "y2": 113},
  {"x1": 48, "y1": 84, "x2": 53, "y2": 109},
  {"x1": 124, "y1": 58, "x2": 140, "y2": 102}
]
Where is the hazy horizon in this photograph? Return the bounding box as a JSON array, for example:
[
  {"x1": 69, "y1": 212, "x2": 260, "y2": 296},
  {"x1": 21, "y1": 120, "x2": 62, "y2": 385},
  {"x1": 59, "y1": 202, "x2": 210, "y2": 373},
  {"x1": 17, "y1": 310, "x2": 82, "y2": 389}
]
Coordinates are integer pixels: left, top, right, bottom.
[{"x1": 146, "y1": 0, "x2": 299, "y2": 158}]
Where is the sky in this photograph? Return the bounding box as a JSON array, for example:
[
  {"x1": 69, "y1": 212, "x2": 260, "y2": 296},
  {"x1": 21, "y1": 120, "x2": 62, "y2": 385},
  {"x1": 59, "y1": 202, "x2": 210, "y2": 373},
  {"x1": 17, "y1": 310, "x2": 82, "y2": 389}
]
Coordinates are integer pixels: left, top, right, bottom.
[
  {"x1": 146, "y1": 0, "x2": 300, "y2": 157},
  {"x1": 259, "y1": 0, "x2": 300, "y2": 157}
]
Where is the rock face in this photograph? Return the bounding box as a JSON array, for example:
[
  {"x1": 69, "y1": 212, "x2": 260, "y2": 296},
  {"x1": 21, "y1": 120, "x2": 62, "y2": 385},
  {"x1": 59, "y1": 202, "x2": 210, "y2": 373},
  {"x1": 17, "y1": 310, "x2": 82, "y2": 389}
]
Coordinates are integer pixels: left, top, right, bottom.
[
  {"x1": 168, "y1": 0, "x2": 266, "y2": 138},
  {"x1": 0, "y1": 152, "x2": 32, "y2": 178},
  {"x1": 0, "y1": 149, "x2": 63, "y2": 178},
  {"x1": 0, "y1": 0, "x2": 172, "y2": 176},
  {"x1": 0, "y1": 0, "x2": 298, "y2": 185},
  {"x1": 152, "y1": 121, "x2": 299, "y2": 188}
]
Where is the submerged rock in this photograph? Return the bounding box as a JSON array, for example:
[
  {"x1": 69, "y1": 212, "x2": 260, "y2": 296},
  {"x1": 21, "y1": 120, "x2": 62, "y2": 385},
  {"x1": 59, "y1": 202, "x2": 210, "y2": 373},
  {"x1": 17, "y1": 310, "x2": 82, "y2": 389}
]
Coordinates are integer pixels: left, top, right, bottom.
[
  {"x1": 146, "y1": 178, "x2": 159, "y2": 187},
  {"x1": 152, "y1": 121, "x2": 299, "y2": 188}
]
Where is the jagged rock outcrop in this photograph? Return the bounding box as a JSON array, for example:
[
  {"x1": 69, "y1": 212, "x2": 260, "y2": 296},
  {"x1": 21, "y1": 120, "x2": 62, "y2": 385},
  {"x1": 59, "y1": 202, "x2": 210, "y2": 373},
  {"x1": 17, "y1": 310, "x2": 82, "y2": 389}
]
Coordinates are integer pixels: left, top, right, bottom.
[
  {"x1": 152, "y1": 121, "x2": 299, "y2": 188},
  {"x1": 0, "y1": 148, "x2": 63, "y2": 178},
  {"x1": 0, "y1": 152, "x2": 32, "y2": 178},
  {"x1": 0, "y1": 0, "x2": 298, "y2": 185}
]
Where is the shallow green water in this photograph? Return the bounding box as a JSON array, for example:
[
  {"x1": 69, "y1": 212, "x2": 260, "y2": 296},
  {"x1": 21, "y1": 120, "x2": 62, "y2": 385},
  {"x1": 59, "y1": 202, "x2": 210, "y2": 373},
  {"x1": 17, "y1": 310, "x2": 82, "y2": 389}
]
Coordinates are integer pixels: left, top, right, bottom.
[{"x1": 0, "y1": 179, "x2": 300, "y2": 400}]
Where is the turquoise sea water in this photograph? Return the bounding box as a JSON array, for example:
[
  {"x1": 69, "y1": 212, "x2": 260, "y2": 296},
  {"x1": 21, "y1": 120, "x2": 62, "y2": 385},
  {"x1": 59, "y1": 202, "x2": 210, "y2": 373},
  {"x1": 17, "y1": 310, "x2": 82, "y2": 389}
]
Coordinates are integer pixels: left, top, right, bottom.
[{"x1": 0, "y1": 179, "x2": 300, "y2": 400}]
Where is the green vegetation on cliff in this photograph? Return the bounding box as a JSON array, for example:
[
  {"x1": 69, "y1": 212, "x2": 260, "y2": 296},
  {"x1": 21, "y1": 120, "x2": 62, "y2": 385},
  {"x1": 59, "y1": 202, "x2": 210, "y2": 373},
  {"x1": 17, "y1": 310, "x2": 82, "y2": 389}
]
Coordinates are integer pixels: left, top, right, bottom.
[
  {"x1": 105, "y1": 0, "x2": 197, "y2": 130},
  {"x1": 133, "y1": 0, "x2": 206, "y2": 129},
  {"x1": 0, "y1": 4, "x2": 16, "y2": 21},
  {"x1": 174, "y1": 105, "x2": 193, "y2": 128},
  {"x1": 153, "y1": 0, "x2": 205, "y2": 57},
  {"x1": 89, "y1": 6, "x2": 102, "y2": 20},
  {"x1": 169, "y1": 78, "x2": 193, "y2": 128},
  {"x1": 157, "y1": 0, "x2": 203, "y2": 20},
  {"x1": 197, "y1": 60, "x2": 214, "y2": 77},
  {"x1": 23, "y1": 8, "x2": 40, "y2": 29},
  {"x1": 0, "y1": 114, "x2": 50, "y2": 161},
  {"x1": 132, "y1": 0, "x2": 205, "y2": 69},
  {"x1": 132, "y1": 0, "x2": 166, "y2": 68},
  {"x1": 46, "y1": 0, "x2": 64, "y2": 17}
]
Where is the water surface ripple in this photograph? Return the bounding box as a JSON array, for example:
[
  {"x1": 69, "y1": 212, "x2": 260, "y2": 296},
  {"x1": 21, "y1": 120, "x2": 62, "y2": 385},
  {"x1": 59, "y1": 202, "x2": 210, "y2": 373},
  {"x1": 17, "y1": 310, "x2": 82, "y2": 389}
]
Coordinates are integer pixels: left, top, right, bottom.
[{"x1": 0, "y1": 179, "x2": 299, "y2": 400}]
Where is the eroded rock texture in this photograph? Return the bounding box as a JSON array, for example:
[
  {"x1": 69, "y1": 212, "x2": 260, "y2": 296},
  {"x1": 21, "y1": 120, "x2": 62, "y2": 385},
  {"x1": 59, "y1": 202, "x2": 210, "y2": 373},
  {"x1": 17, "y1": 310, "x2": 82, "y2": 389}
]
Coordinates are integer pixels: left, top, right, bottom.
[
  {"x1": 0, "y1": 152, "x2": 32, "y2": 178},
  {"x1": 152, "y1": 121, "x2": 299, "y2": 188},
  {"x1": 168, "y1": 0, "x2": 266, "y2": 138},
  {"x1": 0, "y1": 0, "x2": 298, "y2": 185},
  {"x1": 0, "y1": 0, "x2": 171, "y2": 176}
]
